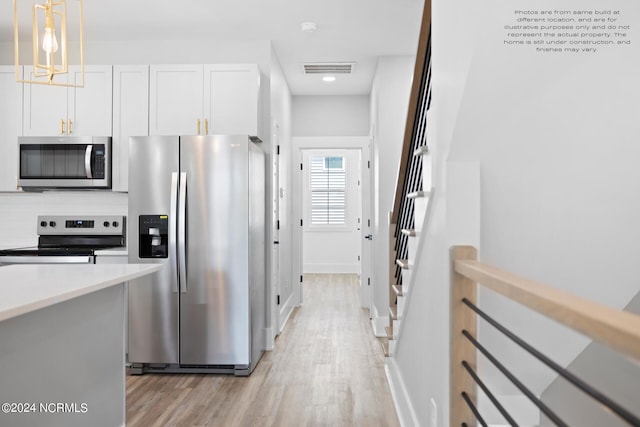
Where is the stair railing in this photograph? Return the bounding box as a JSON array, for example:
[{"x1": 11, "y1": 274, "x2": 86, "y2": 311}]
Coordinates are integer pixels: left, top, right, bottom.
[
  {"x1": 450, "y1": 245, "x2": 640, "y2": 426},
  {"x1": 385, "y1": 0, "x2": 432, "y2": 351}
]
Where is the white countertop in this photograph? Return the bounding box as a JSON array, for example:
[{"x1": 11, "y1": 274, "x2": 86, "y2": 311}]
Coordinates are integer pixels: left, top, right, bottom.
[
  {"x1": 94, "y1": 247, "x2": 129, "y2": 256},
  {"x1": 0, "y1": 264, "x2": 161, "y2": 322}
]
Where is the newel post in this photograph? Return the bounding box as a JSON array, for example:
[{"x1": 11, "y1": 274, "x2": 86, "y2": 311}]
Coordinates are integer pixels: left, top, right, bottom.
[{"x1": 450, "y1": 245, "x2": 478, "y2": 426}]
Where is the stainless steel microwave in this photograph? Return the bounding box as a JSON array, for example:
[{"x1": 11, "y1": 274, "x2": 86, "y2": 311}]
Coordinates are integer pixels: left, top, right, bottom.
[{"x1": 18, "y1": 136, "x2": 112, "y2": 190}]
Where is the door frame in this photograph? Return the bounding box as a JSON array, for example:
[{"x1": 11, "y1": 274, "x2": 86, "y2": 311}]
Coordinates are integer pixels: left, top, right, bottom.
[{"x1": 291, "y1": 136, "x2": 372, "y2": 308}]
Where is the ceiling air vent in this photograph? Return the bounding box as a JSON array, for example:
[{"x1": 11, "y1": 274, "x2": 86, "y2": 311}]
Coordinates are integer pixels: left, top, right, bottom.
[{"x1": 302, "y1": 62, "x2": 356, "y2": 75}]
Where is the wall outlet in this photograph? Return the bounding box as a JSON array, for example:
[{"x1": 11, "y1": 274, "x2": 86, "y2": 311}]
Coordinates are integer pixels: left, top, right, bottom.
[{"x1": 430, "y1": 397, "x2": 438, "y2": 427}]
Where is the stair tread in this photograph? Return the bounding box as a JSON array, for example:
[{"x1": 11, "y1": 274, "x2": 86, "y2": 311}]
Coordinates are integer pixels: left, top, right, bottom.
[
  {"x1": 388, "y1": 305, "x2": 398, "y2": 320},
  {"x1": 413, "y1": 145, "x2": 429, "y2": 156},
  {"x1": 385, "y1": 326, "x2": 393, "y2": 338},
  {"x1": 392, "y1": 284, "x2": 403, "y2": 296},
  {"x1": 380, "y1": 339, "x2": 390, "y2": 357},
  {"x1": 395, "y1": 259, "x2": 410, "y2": 269},
  {"x1": 400, "y1": 228, "x2": 417, "y2": 237},
  {"x1": 407, "y1": 190, "x2": 431, "y2": 199}
]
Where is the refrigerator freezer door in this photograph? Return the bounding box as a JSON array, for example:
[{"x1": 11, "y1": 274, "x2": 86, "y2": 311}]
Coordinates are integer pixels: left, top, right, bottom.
[
  {"x1": 179, "y1": 135, "x2": 250, "y2": 365},
  {"x1": 128, "y1": 136, "x2": 180, "y2": 364}
]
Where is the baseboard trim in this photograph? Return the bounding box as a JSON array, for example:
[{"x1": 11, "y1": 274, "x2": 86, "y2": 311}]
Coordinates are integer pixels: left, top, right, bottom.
[
  {"x1": 385, "y1": 357, "x2": 420, "y2": 427},
  {"x1": 278, "y1": 294, "x2": 295, "y2": 335},
  {"x1": 303, "y1": 263, "x2": 359, "y2": 274},
  {"x1": 371, "y1": 305, "x2": 389, "y2": 338},
  {"x1": 264, "y1": 327, "x2": 274, "y2": 351}
]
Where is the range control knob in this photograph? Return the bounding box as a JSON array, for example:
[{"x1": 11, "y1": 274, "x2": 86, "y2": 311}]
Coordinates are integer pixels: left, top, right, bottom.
[
  {"x1": 40, "y1": 221, "x2": 47, "y2": 227},
  {"x1": 49, "y1": 221, "x2": 56, "y2": 227},
  {"x1": 103, "y1": 221, "x2": 110, "y2": 228},
  {"x1": 112, "y1": 221, "x2": 119, "y2": 228}
]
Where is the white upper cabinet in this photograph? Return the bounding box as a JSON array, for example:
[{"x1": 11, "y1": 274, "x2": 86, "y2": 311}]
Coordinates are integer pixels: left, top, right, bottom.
[
  {"x1": 23, "y1": 65, "x2": 113, "y2": 136},
  {"x1": 112, "y1": 65, "x2": 150, "y2": 192},
  {"x1": 0, "y1": 66, "x2": 23, "y2": 192},
  {"x1": 149, "y1": 65, "x2": 204, "y2": 136},
  {"x1": 150, "y1": 64, "x2": 261, "y2": 138},
  {"x1": 204, "y1": 64, "x2": 260, "y2": 137}
]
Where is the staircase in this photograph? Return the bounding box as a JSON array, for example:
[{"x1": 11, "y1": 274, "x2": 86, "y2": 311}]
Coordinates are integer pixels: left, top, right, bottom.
[
  {"x1": 380, "y1": 26, "x2": 432, "y2": 356},
  {"x1": 383, "y1": 150, "x2": 432, "y2": 356}
]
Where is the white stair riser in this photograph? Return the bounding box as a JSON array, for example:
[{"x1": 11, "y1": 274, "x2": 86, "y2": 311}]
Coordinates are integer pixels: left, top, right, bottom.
[
  {"x1": 392, "y1": 320, "x2": 401, "y2": 339},
  {"x1": 389, "y1": 339, "x2": 396, "y2": 354},
  {"x1": 421, "y1": 153, "x2": 432, "y2": 190},
  {"x1": 414, "y1": 197, "x2": 428, "y2": 233},
  {"x1": 401, "y1": 269, "x2": 411, "y2": 293},
  {"x1": 397, "y1": 296, "x2": 406, "y2": 318},
  {"x1": 408, "y1": 235, "x2": 418, "y2": 264}
]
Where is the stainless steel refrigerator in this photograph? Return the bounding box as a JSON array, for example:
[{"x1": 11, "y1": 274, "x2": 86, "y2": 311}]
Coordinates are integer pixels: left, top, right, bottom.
[{"x1": 127, "y1": 135, "x2": 265, "y2": 376}]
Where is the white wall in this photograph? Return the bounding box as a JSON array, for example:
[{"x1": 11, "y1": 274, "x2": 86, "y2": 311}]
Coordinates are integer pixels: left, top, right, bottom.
[
  {"x1": 369, "y1": 56, "x2": 414, "y2": 327},
  {"x1": 1, "y1": 39, "x2": 272, "y2": 69},
  {"x1": 302, "y1": 149, "x2": 361, "y2": 273},
  {"x1": 292, "y1": 95, "x2": 370, "y2": 137},
  {"x1": 392, "y1": 0, "x2": 640, "y2": 426}
]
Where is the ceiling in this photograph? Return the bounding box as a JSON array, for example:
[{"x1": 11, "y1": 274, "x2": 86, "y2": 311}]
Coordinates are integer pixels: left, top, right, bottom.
[{"x1": 0, "y1": 0, "x2": 424, "y2": 95}]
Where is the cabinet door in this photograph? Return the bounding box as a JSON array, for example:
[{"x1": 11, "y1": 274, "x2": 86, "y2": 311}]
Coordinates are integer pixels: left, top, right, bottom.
[
  {"x1": 149, "y1": 65, "x2": 203, "y2": 136},
  {"x1": 22, "y1": 66, "x2": 68, "y2": 136},
  {"x1": 112, "y1": 65, "x2": 149, "y2": 192},
  {"x1": 0, "y1": 66, "x2": 23, "y2": 191},
  {"x1": 204, "y1": 64, "x2": 260, "y2": 138},
  {"x1": 68, "y1": 66, "x2": 113, "y2": 136}
]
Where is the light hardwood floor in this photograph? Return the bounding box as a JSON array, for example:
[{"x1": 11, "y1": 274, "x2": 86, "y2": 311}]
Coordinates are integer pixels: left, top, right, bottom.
[{"x1": 126, "y1": 273, "x2": 400, "y2": 426}]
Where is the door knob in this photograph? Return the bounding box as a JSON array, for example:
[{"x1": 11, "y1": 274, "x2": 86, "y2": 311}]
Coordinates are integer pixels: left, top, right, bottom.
[{"x1": 365, "y1": 234, "x2": 373, "y2": 240}]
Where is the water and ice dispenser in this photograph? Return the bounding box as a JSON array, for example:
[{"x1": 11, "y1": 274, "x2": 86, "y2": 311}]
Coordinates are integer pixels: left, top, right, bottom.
[{"x1": 138, "y1": 215, "x2": 168, "y2": 258}]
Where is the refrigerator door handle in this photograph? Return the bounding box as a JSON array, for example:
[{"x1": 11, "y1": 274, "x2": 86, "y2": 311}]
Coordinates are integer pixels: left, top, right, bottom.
[
  {"x1": 178, "y1": 172, "x2": 188, "y2": 293},
  {"x1": 169, "y1": 172, "x2": 179, "y2": 293}
]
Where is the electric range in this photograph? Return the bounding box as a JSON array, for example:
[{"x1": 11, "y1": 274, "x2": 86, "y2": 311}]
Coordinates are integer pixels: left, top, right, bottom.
[{"x1": 0, "y1": 215, "x2": 126, "y2": 265}]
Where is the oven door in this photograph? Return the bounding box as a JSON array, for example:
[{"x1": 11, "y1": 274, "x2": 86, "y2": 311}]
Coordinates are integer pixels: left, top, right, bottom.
[{"x1": 18, "y1": 136, "x2": 111, "y2": 189}]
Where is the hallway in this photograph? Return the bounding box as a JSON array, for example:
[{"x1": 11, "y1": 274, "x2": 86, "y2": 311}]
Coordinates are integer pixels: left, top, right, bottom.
[{"x1": 126, "y1": 274, "x2": 400, "y2": 426}]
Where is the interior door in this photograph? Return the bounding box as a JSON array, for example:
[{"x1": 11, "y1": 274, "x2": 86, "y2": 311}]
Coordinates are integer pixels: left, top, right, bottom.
[
  {"x1": 272, "y1": 125, "x2": 282, "y2": 332},
  {"x1": 360, "y1": 142, "x2": 373, "y2": 311}
]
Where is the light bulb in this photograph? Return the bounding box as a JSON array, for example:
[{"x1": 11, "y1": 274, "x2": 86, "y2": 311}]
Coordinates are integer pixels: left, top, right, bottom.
[{"x1": 42, "y1": 27, "x2": 58, "y2": 54}]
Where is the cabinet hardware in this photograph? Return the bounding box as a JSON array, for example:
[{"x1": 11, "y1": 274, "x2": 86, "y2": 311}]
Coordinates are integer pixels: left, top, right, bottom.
[
  {"x1": 204, "y1": 118, "x2": 209, "y2": 135},
  {"x1": 197, "y1": 118, "x2": 201, "y2": 135},
  {"x1": 68, "y1": 119, "x2": 72, "y2": 134},
  {"x1": 60, "y1": 119, "x2": 65, "y2": 135}
]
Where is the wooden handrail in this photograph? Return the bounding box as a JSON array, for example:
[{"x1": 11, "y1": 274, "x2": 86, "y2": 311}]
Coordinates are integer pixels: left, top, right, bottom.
[
  {"x1": 452, "y1": 247, "x2": 640, "y2": 362},
  {"x1": 450, "y1": 245, "x2": 640, "y2": 426},
  {"x1": 390, "y1": 0, "x2": 431, "y2": 224}
]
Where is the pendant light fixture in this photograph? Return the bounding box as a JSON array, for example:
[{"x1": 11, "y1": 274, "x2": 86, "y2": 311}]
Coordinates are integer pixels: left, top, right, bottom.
[{"x1": 13, "y1": 0, "x2": 84, "y2": 87}]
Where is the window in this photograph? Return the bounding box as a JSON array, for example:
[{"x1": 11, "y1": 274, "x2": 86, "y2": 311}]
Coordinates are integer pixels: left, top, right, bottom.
[{"x1": 310, "y1": 156, "x2": 346, "y2": 225}]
